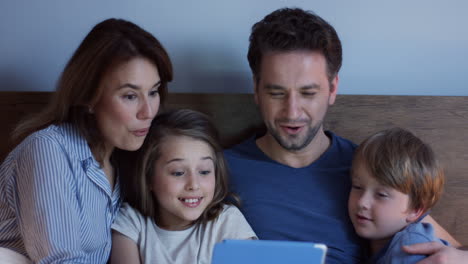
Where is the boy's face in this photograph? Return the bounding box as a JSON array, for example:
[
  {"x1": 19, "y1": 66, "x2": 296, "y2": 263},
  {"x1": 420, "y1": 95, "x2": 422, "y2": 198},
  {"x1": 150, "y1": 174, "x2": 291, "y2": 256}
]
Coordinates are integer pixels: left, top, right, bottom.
[{"x1": 348, "y1": 161, "x2": 421, "y2": 242}]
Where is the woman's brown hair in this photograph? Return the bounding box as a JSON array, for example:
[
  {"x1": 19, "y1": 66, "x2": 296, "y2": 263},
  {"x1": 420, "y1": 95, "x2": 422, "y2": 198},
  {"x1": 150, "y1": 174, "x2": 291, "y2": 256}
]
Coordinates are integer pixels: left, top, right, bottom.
[{"x1": 13, "y1": 18, "x2": 173, "y2": 163}]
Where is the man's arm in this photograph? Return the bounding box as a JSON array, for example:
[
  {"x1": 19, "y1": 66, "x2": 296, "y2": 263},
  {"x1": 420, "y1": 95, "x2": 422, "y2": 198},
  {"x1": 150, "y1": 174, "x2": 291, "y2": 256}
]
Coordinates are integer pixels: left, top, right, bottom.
[
  {"x1": 403, "y1": 242, "x2": 468, "y2": 264},
  {"x1": 402, "y1": 215, "x2": 467, "y2": 264},
  {"x1": 423, "y1": 215, "x2": 460, "y2": 247}
]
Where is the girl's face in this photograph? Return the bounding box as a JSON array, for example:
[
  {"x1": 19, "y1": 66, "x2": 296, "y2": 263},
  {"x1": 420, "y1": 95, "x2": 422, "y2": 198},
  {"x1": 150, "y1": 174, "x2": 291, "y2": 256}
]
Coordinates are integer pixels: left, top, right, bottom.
[
  {"x1": 93, "y1": 57, "x2": 161, "y2": 156},
  {"x1": 151, "y1": 135, "x2": 216, "y2": 230}
]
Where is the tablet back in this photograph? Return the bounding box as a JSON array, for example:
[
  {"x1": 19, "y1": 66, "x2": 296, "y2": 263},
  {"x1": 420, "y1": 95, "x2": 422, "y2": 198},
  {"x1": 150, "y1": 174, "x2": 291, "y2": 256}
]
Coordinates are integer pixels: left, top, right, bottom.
[{"x1": 212, "y1": 240, "x2": 327, "y2": 264}]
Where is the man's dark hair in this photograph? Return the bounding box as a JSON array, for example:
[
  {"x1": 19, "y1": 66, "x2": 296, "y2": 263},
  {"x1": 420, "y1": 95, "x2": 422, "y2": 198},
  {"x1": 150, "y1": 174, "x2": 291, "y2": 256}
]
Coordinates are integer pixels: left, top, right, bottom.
[{"x1": 247, "y1": 7, "x2": 342, "y2": 83}]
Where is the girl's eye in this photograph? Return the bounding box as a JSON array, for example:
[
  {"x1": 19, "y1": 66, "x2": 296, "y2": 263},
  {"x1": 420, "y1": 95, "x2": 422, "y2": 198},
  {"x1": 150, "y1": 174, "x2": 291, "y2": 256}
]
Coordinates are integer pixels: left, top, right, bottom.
[
  {"x1": 199, "y1": 170, "x2": 211, "y2": 175},
  {"x1": 171, "y1": 171, "x2": 184, "y2": 177}
]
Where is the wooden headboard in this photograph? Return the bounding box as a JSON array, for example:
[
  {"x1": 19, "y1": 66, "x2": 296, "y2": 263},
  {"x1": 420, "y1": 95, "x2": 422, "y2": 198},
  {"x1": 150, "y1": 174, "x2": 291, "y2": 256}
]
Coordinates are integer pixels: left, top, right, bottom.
[{"x1": 1, "y1": 91, "x2": 467, "y2": 244}]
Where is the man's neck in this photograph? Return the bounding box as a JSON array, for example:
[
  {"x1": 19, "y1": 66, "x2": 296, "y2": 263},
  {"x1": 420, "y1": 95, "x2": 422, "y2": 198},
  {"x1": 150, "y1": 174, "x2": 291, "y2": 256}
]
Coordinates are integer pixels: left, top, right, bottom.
[{"x1": 256, "y1": 130, "x2": 331, "y2": 168}]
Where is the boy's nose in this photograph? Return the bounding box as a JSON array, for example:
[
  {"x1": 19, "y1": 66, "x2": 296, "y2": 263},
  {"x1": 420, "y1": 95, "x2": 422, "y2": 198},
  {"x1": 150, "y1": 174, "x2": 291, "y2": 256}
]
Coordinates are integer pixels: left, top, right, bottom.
[{"x1": 357, "y1": 193, "x2": 371, "y2": 210}]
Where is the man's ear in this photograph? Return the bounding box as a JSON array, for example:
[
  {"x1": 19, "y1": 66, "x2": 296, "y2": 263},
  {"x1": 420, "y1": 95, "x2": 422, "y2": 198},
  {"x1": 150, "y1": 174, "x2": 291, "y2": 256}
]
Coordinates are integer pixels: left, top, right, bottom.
[
  {"x1": 406, "y1": 207, "x2": 425, "y2": 223},
  {"x1": 253, "y1": 75, "x2": 259, "y2": 105},
  {"x1": 328, "y1": 74, "x2": 339, "y2": 106}
]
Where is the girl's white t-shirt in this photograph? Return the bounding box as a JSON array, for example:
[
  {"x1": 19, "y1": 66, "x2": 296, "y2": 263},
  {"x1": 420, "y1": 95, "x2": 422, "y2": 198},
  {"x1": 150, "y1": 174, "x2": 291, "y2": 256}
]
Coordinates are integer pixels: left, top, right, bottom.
[{"x1": 112, "y1": 203, "x2": 257, "y2": 264}]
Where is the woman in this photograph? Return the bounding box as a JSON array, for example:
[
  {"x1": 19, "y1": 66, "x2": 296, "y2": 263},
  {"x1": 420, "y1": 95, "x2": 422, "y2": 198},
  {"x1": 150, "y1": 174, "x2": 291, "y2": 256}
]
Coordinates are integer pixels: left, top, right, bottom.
[{"x1": 0, "y1": 18, "x2": 173, "y2": 263}]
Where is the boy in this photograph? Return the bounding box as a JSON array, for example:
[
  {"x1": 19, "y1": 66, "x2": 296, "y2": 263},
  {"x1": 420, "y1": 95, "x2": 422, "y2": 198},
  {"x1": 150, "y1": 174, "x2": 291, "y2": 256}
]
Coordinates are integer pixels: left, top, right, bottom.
[{"x1": 348, "y1": 127, "x2": 448, "y2": 263}]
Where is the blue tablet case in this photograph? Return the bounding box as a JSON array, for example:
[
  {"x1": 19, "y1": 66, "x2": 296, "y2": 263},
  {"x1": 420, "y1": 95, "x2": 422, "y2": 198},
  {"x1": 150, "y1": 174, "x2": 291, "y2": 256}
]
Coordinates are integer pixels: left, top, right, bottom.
[{"x1": 211, "y1": 240, "x2": 327, "y2": 264}]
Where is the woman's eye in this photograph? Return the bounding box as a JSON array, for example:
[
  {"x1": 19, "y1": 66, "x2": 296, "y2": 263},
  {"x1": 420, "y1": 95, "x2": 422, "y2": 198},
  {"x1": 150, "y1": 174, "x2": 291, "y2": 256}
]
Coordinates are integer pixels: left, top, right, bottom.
[
  {"x1": 149, "y1": 89, "x2": 159, "y2": 97},
  {"x1": 199, "y1": 170, "x2": 211, "y2": 175},
  {"x1": 123, "y1": 94, "x2": 137, "y2": 100},
  {"x1": 351, "y1": 185, "x2": 362, "y2": 190}
]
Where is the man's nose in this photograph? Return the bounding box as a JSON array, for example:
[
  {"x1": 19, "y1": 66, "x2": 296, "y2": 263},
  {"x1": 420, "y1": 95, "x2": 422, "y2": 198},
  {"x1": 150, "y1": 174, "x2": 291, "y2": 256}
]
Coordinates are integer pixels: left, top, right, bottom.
[{"x1": 284, "y1": 93, "x2": 301, "y2": 120}]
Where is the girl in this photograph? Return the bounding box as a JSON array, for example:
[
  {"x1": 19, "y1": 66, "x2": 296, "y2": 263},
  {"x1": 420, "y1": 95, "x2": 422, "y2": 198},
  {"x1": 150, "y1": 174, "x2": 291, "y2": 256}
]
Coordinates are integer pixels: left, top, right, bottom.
[
  {"x1": 0, "y1": 18, "x2": 173, "y2": 263},
  {"x1": 110, "y1": 109, "x2": 257, "y2": 264}
]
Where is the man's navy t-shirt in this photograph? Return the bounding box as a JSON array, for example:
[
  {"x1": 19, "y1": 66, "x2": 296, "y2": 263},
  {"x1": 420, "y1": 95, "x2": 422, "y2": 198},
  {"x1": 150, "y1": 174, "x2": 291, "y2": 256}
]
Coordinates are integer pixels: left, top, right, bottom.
[{"x1": 224, "y1": 131, "x2": 363, "y2": 263}]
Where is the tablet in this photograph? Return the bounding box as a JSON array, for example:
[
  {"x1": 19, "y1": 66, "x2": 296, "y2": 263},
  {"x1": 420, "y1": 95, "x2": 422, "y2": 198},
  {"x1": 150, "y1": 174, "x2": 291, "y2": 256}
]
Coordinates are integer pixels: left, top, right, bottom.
[{"x1": 211, "y1": 239, "x2": 327, "y2": 264}]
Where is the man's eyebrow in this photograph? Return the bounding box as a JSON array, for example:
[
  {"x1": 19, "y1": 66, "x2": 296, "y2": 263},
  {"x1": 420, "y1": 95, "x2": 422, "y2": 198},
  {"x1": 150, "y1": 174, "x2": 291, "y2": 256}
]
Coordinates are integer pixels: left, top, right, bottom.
[
  {"x1": 265, "y1": 84, "x2": 286, "y2": 90},
  {"x1": 118, "y1": 80, "x2": 161, "y2": 90},
  {"x1": 300, "y1": 83, "x2": 320, "y2": 90},
  {"x1": 264, "y1": 83, "x2": 321, "y2": 90}
]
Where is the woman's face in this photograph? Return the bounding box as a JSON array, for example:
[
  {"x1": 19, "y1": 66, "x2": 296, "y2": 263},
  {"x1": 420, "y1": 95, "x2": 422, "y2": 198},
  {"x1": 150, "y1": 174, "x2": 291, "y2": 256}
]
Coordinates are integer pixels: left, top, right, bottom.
[{"x1": 93, "y1": 57, "x2": 161, "y2": 155}]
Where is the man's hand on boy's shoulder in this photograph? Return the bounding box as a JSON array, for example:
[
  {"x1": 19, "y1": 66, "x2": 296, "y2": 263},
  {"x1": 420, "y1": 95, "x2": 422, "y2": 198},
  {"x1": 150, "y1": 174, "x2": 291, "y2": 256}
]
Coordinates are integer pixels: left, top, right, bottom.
[{"x1": 403, "y1": 241, "x2": 468, "y2": 264}]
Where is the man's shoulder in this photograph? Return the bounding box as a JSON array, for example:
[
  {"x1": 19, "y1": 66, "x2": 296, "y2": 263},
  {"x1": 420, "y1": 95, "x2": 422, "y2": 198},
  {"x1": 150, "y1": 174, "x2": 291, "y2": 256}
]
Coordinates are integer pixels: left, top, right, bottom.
[
  {"x1": 326, "y1": 131, "x2": 357, "y2": 150},
  {"x1": 319, "y1": 131, "x2": 357, "y2": 167},
  {"x1": 224, "y1": 136, "x2": 258, "y2": 159}
]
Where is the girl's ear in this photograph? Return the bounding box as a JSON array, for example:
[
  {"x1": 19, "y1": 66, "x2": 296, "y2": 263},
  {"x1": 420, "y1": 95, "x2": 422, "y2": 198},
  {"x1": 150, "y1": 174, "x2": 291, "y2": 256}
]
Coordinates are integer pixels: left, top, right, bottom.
[{"x1": 406, "y1": 207, "x2": 425, "y2": 223}]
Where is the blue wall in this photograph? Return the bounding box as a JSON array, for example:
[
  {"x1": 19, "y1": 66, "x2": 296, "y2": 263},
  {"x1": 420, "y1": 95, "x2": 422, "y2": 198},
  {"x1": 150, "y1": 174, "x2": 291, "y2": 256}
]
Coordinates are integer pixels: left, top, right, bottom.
[{"x1": 1, "y1": 0, "x2": 467, "y2": 95}]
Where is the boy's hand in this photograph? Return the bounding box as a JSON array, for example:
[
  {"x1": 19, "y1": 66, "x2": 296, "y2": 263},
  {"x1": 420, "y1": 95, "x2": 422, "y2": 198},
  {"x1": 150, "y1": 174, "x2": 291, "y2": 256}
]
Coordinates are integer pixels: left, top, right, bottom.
[{"x1": 403, "y1": 241, "x2": 468, "y2": 264}]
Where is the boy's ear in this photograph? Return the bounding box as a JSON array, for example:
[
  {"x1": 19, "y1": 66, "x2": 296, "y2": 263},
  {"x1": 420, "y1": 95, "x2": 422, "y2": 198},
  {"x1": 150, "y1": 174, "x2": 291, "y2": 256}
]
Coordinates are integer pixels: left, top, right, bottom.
[{"x1": 406, "y1": 207, "x2": 425, "y2": 223}]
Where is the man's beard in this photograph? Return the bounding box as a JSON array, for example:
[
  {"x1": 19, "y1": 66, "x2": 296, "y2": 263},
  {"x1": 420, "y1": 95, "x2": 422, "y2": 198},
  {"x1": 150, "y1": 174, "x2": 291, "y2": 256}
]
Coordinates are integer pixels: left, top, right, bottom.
[{"x1": 267, "y1": 120, "x2": 323, "y2": 151}]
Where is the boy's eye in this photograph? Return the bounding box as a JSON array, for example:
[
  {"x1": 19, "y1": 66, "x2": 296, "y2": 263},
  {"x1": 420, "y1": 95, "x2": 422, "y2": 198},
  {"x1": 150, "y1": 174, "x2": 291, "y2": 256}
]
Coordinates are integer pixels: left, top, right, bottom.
[
  {"x1": 377, "y1": 192, "x2": 388, "y2": 198},
  {"x1": 171, "y1": 171, "x2": 184, "y2": 177}
]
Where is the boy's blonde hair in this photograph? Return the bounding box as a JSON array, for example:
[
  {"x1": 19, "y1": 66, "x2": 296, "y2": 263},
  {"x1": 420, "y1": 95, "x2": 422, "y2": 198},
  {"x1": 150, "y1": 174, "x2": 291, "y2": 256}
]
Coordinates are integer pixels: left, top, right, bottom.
[{"x1": 352, "y1": 127, "x2": 445, "y2": 213}]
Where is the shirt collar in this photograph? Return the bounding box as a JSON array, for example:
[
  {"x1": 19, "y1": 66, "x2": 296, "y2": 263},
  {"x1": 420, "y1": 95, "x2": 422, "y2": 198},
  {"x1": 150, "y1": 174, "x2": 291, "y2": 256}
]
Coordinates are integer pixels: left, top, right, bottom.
[{"x1": 56, "y1": 123, "x2": 95, "y2": 163}]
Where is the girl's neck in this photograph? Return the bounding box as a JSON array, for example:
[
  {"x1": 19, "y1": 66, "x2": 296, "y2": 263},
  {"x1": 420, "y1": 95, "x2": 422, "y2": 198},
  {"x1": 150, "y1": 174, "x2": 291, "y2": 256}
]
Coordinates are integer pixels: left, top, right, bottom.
[{"x1": 155, "y1": 219, "x2": 195, "y2": 231}]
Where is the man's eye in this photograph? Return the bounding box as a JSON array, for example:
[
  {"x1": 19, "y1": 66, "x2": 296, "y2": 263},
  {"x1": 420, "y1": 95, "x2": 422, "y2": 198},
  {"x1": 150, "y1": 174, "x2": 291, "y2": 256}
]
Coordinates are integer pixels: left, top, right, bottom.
[
  {"x1": 302, "y1": 92, "x2": 316, "y2": 96},
  {"x1": 269, "y1": 92, "x2": 284, "y2": 97}
]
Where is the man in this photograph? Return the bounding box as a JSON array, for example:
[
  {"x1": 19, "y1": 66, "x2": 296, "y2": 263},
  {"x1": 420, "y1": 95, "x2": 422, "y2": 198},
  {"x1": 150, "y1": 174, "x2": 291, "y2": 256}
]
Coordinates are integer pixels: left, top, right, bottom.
[{"x1": 225, "y1": 7, "x2": 465, "y2": 263}]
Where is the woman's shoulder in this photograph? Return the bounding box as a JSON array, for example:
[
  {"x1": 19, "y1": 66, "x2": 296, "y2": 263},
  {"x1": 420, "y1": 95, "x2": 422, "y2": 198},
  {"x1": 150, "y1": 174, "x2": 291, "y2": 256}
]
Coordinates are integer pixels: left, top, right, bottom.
[{"x1": 8, "y1": 123, "x2": 90, "y2": 162}]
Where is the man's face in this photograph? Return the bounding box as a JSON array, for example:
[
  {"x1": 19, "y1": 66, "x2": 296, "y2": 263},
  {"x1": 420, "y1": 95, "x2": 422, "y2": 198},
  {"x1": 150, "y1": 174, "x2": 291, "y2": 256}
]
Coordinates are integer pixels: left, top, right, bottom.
[{"x1": 254, "y1": 51, "x2": 338, "y2": 152}]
